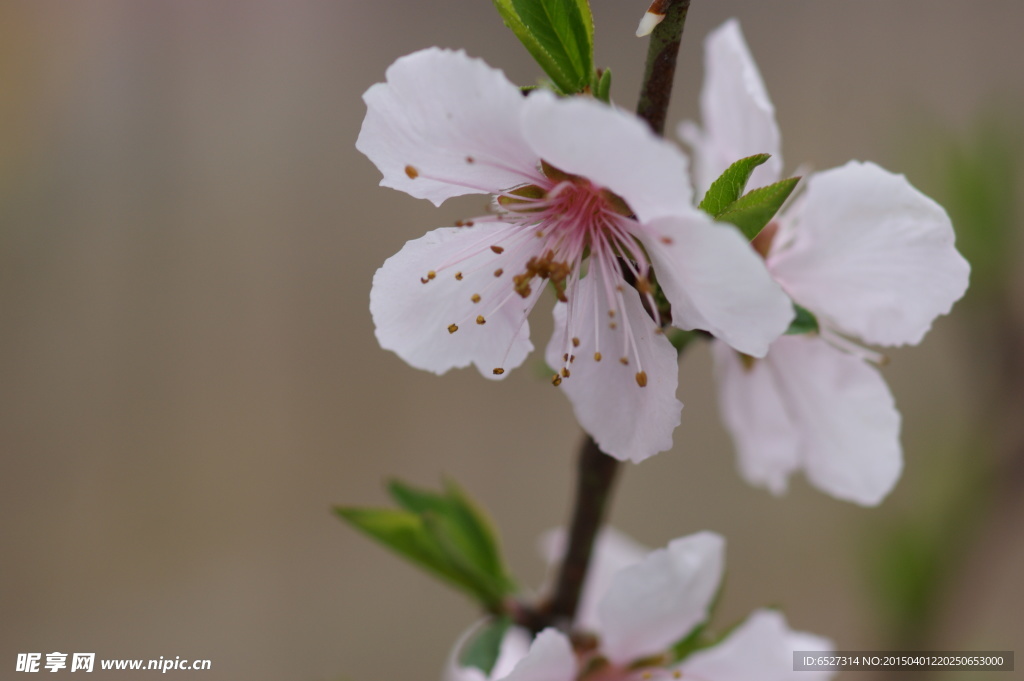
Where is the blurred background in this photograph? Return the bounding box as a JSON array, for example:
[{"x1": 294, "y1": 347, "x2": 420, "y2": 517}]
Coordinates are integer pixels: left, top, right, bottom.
[{"x1": 1, "y1": 1, "x2": 1022, "y2": 679}]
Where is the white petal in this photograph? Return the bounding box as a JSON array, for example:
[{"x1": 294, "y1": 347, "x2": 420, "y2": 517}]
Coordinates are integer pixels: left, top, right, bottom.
[
  {"x1": 596, "y1": 532, "x2": 724, "y2": 664},
  {"x1": 499, "y1": 629, "x2": 576, "y2": 681},
  {"x1": 521, "y1": 91, "x2": 693, "y2": 222},
  {"x1": 538, "y1": 527, "x2": 649, "y2": 632},
  {"x1": 640, "y1": 214, "x2": 794, "y2": 357},
  {"x1": 544, "y1": 272, "x2": 682, "y2": 463},
  {"x1": 356, "y1": 48, "x2": 540, "y2": 206},
  {"x1": 679, "y1": 609, "x2": 835, "y2": 681},
  {"x1": 679, "y1": 19, "x2": 782, "y2": 198},
  {"x1": 711, "y1": 340, "x2": 800, "y2": 495},
  {"x1": 719, "y1": 334, "x2": 902, "y2": 505},
  {"x1": 445, "y1": 621, "x2": 533, "y2": 681},
  {"x1": 769, "y1": 161, "x2": 970, "y2": 346},
  {"x1": 370, "y1": 224, "x2": 545, "y2": 379}
]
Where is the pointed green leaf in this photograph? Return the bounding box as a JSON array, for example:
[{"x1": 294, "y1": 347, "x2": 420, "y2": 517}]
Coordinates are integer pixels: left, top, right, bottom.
[
  {"x1": 492, "y1": 0, "x2": 569, "y2": 92},
  {"x1": 698, "y1": 154, "x2": 771, "y2": 217},
  {"x1": 387, "y1": 479, "x2": 512, "y2": 593},
  {"x1": 785, "y1": 304, "x2": 820, "y2": 335},
  {"x1": 459, "y1": 617, "x2": 512, "y2": 674},
  {"x1": 595, "y1": 67, "x2": 612, "y2": 103},
  {"x1": 493, "y1": 0, "x2": 594, "y2": 94},
  {"x1": 334, "y1": 507, "x2": 475, "y2": 595},
  {"x1": 340, "y1": 479, "x2": 516, "y2": 609},
  {"x1": 716, "y1": 177, "x2": 800, "y2": 240}
]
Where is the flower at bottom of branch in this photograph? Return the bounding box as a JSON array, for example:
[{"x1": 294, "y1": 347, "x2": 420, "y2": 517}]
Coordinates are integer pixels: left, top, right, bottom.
[
  {"x1": 358, "y1": 47, "x2": 794, "y2": 464},
  {"x1": 447, "y1": 530, "x2": 833, "y2": 681}
]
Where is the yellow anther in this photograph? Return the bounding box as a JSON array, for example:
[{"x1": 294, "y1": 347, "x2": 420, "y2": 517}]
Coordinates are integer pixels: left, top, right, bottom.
[
  {"x1": 493, "y1": 368, "x2": 505, "y2": 375},
  {"x1": 673, "y1": 671, "x2": 682, "y2": 679},
  {"x1": 490, "y1": 245, "x2": 504, "y2": 254},
  {"x1": 572, "y1": 337, "x2": 580, "y2": 347},
  {"x1": 404, "y1": 165, "x2": 419, "y2": 179},
  {"x1": 551, "y1": 374, "x2": 562, "y2": 386},
  {"x1": 427, "y1": 270, "x2": 436, "y2": 280},
  {"x1": 609, "y1": 322, "x2": 618, "y2": 330},
  {"x1": 594, "y1": 352, "x2": 602, "y2": 361},
  {"x1": 494, "y1": 268, "x2": 504, "y2": 277},
  {"x1": 447, "y1": 324, "x2": 458, "y2": 334},
  {"x1": 455, "y1": 272, "x2": 463, "y2": 280},
  {"x1": 476, "y1": 315, "x2": 486, "y2": 325},
  {"x1": 560, "y1": 367, "x2": 570, "y2": 378},
  {"x1": 636, "y1": 371, "x2": 648, "y2": 387},
  {"x1": 619, "y1": 357, "x2": 629, "y2": 365},
  {"x1": 471, "y1": 293, "x2": 481, "y2": 303},
  {"x1": 608, "y1": 309, "x2": 616, "y2": 317}
]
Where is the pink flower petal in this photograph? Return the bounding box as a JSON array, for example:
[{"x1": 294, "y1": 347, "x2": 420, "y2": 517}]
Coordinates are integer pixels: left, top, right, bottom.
[
  {"x1": 501, "y1": 629, "x2": 576, "y2": 681},
  {"x1": 711, "y1": 340, "x2": 800, "y2": 495},
  {"x1": 679, "y1": 18, "x2": 782, "y2": 197},
  {"x1": 370, "y1": 224, "x2": 545, "y2": 379},
  {"x1": 714, "y1": 334, "x2": 903, "y2": 506},
  {"x1": 357, "y1": 48, "x2": 540, "y2": 206},
  {"x1": 521, "y1": 91, "x2": 693, "y2": 223},
  {"x1": 679, "y1": 609, "x2": 834, "y2": 681},
  {"x1": 538, "y1": 527, "x2": 649, "y2": 632},
  {"x1": 640, "y1": 213, "x2": 794, "y2": 358},
  {"x1": 770, "y1": 161, "x2": 970, "y2": 346},
  {"x1": 545, "y1": 272, "x2": 682, "y2": 463},
  {"x1": 444, "y1": 621, "x2": 532, "y2": 681},
  {"x1": 596, "y1": 532, "x2": 724, "y2": 665}
]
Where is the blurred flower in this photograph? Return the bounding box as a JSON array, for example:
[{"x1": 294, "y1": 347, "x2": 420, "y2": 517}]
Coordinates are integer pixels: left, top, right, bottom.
[
  {"x1": 358, "y1": 48, "x2": 793, "y2": 463},
  {"x1": 681, "y1": 20, "x2": 971, "y2": 505},
  {"x1": 448, "y1": 530, "x2": 833, "y2": 681}
]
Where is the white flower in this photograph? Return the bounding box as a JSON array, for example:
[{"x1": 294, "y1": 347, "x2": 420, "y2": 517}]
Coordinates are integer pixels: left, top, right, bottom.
[
  {"x1": 448, "y1": 530, "x2": 833, "y2": 681},
  {"x1": 358, "y1": 47, "x2": 794, "y2": 463},
  {"x1": 681, "y1": 20, "x2": 971, "y2": 504}
]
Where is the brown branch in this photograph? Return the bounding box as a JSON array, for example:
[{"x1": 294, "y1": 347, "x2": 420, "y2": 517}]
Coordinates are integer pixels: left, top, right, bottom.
[{"x1": 636, "y1": 0, "x2": 692, "y2": 135}]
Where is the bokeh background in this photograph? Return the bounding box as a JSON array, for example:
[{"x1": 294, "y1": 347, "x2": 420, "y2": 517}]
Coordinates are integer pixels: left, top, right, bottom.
[{"x1": 2, "y1": 1, "x2": 1022, "y2": 679}]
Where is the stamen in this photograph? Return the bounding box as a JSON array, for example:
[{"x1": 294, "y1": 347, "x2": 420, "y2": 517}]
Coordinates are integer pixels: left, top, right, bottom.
[
  {"x1": 492, "y1": 368, "x2": 504, "y2": 375},
  {"x1": 447, "y1": 324, "x2": 458, "y2": 334},
  {"x1": 404, "y1": 165, "x2": 419, "y2": 179},
  {"x1": 476, "y1": 315, "x2": 486, "y2": 325},
  {"x1": 494, "y1": 268, "x2": 503, "y2": 277},
  {"x1": 560, "y1": 367, "x2": 570, "y2": 378},
  {"x1": 635, "y1": 371, "x2": 648, "y2": 387},
  {"x1": 490, "y1": 245, "x2": 504, "y2": 254},
  {"x1": 471, "y1": 293, "x2": 481, "y2": 303},
  {"x1": 619, "y1": 357, "x2": 628, "y2": 365},
  {"x1": 455, "y1": 272, "x2": 463, "y2": 280},
  {"x1": 427, "y1": 271, "x2": 436, "y2": 280},
  {"x1": 660, "y1": 235, "x2": 673, "y2": 245},
  {"x1": 572, "y1": 337, "x2": 580, "y2": 347},
  {"x1": 465, "y1": 156, "x2": 475, "y2": 163},
  {"x1": 551, "y1": 374, "x2": 562, "y2": 386},
  {"x1": 594, "y1": 352, "x2": 602, "y2": 361}
]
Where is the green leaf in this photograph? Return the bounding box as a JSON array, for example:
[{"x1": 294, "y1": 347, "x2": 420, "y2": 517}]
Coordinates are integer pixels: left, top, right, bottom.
[
  {"x1": 339, "y1": 479, "x2": 516, "y2": 609},
  {"x1": 388, "y1": 479, "x2": 511, "y2": 591},
  {"x1": 785, "y1": 304, "x2": 819, "y2": 335},
  {"x1": 698, "y1": 154, "x2": 771, "y2": 217},
  {"x1": 595, "y1": 68, "x2": 612, "y2": 103},
  {"x1": 334, "y1": 507, "x2": 472, "y2": 594},
  {"x1": 716, "y1": 177, "x2": 800, "y2": 241},
  {"x1": 493, "y1": 0, "x2": 594, "y2": 94},
  {"x1": 459, "y1": 617, "x2": 512, "y2": 674}
]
